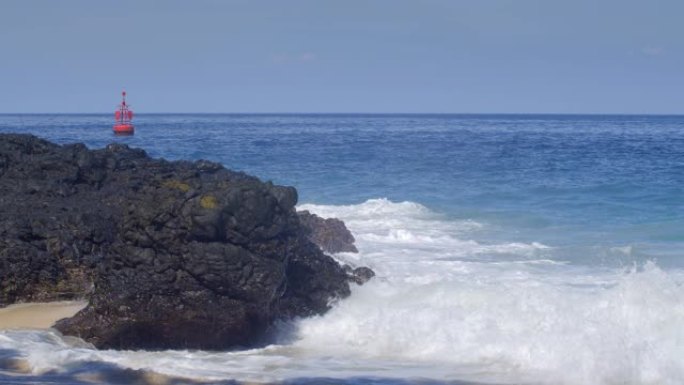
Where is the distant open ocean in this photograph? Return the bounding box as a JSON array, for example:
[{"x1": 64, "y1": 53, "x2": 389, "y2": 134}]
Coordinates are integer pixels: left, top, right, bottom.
[{"x1": 1, "y1": 114, "x2": 684, "y2": 385}]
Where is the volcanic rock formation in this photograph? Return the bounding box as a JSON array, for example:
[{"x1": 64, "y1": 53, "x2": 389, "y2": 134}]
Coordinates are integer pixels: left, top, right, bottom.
[{"x1": 0, "y1": 134, "x2": 370, "y2": 350}]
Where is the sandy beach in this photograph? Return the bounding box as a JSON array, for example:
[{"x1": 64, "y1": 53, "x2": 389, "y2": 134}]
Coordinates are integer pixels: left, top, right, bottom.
[{"x1": 0, "y1": 301, "x2": 87, "y2": 330}]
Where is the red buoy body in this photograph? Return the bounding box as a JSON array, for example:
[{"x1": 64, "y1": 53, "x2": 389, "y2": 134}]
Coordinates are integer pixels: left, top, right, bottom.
[{"x1": 113, "y1": 91, "x2": 135, "y2": 135}]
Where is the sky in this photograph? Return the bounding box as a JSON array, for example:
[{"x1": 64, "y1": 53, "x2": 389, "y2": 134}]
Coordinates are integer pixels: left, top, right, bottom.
[{"x1": 0, "y1": 0, "x2": 682, "y2": 114}]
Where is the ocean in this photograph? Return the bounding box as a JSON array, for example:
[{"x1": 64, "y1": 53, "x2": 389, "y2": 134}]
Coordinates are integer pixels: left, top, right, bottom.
[{"x1": 1, "y1": 114, "x2": 683, "y2": 384}]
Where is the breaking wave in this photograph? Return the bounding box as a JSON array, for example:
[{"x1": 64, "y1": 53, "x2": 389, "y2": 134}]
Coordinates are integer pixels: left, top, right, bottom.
[{"x1": 2, "y1": 198, "x2": 684, "y2": 385}]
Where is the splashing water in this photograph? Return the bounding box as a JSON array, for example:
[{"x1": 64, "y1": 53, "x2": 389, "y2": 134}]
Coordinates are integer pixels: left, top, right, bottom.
[{"x1": 2, "y1": 199, "x2": 683, "y2": 385}]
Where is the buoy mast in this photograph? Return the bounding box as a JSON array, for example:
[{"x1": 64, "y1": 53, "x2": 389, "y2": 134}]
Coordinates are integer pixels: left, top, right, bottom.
[{"x1": 113, "y1": 91, "x2": 135, "y2": 135}]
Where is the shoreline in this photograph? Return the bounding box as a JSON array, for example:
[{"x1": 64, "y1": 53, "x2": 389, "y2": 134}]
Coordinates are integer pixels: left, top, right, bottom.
[{"x1": 0, "y1": 301, "x2": 88, "y2": 330}]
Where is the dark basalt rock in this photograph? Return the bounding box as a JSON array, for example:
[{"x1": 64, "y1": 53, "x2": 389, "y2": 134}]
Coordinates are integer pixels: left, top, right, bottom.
[
  {"x1": 0, "y1": 134, "x2": 372, "y2": 350},
  {"x1": 349, "y1": 266, "x2": 376, "y2": 285},
  {"x1": 297, "y1": 211, "x2": 358, "y2": 254}
]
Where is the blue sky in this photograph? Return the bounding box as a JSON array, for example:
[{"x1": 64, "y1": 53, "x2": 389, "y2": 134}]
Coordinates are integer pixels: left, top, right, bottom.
[{"x1": 1, "y1": 0, "x2": 682, "y2": 113}]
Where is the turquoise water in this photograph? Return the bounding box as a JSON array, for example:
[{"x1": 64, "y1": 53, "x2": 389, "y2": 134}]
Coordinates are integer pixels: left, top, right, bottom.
[{"x1": 2, "y1": 114, "x2": 684, "y2": 384}]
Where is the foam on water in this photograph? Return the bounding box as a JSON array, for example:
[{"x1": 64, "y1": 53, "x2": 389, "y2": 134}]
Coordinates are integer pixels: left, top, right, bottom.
[
  {"x1": 2, "y1": 199, "x2": 684, "y2": 385},
  {"x1": 296, "y1": 199, "x2": 684, "y2": 384}
]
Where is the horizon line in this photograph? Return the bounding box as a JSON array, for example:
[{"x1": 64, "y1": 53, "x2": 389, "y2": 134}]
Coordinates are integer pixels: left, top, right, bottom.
[{"x1": 1, "y1": 112, "x2": 683, "y2": 117}]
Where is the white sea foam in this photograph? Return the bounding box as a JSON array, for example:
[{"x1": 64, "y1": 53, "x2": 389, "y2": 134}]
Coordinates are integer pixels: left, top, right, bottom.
[
  {"x1": 297, "y1": 199, "x2": 684, "y2": 384},
  {"x1": 2, "y1": 198, "x2": 684, "y2": 385}
]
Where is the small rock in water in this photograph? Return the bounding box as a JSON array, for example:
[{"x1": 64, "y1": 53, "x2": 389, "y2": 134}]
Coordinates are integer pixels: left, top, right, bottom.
[
  {"x1": 297, "y1": 210, "x2": 359, "y2": 254},
  {"x1": 342, "y1": 265, "x2": 376, "y2": 285}
]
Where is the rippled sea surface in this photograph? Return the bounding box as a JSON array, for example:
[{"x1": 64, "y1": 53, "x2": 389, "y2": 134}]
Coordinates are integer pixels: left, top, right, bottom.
[{"x1": 1, "y1": 114, "x2": 684, "y2": 385}]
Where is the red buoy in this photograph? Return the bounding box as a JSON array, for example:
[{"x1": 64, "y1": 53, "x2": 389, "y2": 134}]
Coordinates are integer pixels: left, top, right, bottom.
[{"x1": 113, "y1": 91, "x2": 135, "y2": 135}]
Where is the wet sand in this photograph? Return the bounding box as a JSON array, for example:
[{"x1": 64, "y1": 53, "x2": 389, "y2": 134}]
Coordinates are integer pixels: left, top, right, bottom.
[{"x1": 0, "y1": 301, "x2": 87, "y2": 329}]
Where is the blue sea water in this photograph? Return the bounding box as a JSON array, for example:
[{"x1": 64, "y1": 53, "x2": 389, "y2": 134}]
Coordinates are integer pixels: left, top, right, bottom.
[
  {"x1": 2, "y1": 114, "x2": 683, "y2": 265},
  {"x1": 1, "y1": 114, "x2": 684, "y2": 385}
]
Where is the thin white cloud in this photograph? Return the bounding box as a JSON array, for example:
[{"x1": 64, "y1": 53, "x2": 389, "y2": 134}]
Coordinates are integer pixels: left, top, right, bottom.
[{"x1": 641, "y1": 46, "x2": 664, "y2": 56}]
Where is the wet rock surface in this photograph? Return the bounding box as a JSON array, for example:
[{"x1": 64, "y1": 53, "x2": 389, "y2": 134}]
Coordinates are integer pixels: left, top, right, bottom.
[
  {"x1": 0, "y1": 134, "x2": 370, "y2": 350},
  {"x1": 297, "y1": 211, "x2": 358, "y2": 254}
]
